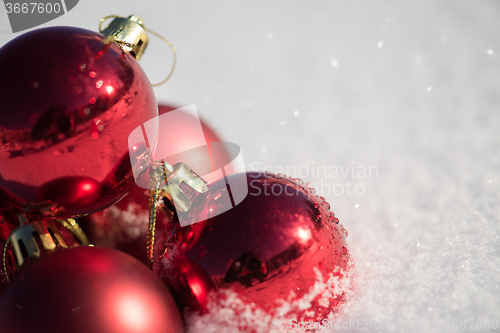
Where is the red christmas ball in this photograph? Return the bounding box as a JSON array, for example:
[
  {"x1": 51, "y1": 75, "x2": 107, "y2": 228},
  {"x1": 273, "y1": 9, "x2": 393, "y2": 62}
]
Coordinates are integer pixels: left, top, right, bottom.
[
  {"x1": 156, "y1": 103, "x2": 227, "y2": 170},
  {"x1": 0, "y1": 26, "x2": 158, "y2": 217},
  {"x1": 78, "y1": 103, "x2": 229, "y2": 264},
  {"x1": 155, "y1": 172, "x2": 353, "y2": 329},
  {"x1": 0, "y1": 246, "x2": 184, "y2": 333}
]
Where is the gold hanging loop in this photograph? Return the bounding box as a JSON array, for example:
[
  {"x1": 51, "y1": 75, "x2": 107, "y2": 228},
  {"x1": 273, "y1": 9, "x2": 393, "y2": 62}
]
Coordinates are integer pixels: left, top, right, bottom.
[
  {"x1": 55, "y1": 219, "x2": 91, "y2": 246},
  {"x1": 98, "y1": 15, "x2": 121, "y2": 33}
]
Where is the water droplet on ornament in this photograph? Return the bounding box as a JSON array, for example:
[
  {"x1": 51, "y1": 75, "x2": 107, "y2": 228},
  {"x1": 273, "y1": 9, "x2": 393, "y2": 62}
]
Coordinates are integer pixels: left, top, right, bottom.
[
  {"x1": 89, "y1": 71, "x2": 96, "y2": 78},
  {"x1": 341, "y1": 228, "x2": 348, "y2": 238},
  {"x1": 334, "y1": 217, "x2": 340, "y2": 224},
  {"x1": 293, "y1": 178, "x2": 304, "y2": 185},
  {"x1": 342, "y1": 246, "x2": 348, "y2": 255},
  {"x1": 314, "y1": 203, "x2": 320, "y2": 208},
  {"x1": 78, "y1": 63, "x2": 86, "y2": 71},
  {"x1": 309, "y1": 187, "x2": 316, "y2": 194},
  {"x1": 324, "y1": 202, "x2": 331, "y2": 210}
]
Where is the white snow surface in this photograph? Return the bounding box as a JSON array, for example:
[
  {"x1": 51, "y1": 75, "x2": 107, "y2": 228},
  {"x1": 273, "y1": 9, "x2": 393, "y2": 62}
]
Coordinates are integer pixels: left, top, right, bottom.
[{"x1": 2, "y1": 1, "x2": 500, "y2": 332}]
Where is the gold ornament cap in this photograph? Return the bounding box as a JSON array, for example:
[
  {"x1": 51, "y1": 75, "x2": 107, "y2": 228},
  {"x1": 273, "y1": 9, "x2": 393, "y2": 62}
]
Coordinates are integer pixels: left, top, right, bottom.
[
  {"x1": 151, "y1": 161, "x2": 209, "y2": 213},
  {"x1": 10, "y1": 219, "x2": 67, "y2": 268},
  {"x1": 3, "y1": 215, "x2": 90, "y2": 282},
  {"x1": 100, "y1": 15, "x2": 149, "y2": 60}
]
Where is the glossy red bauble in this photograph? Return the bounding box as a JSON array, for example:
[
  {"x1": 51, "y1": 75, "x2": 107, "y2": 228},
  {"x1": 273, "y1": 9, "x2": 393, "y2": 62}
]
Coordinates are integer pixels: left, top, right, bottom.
[
  {"x1": 155, "y1": 103, "x2": 227, "y2": 175},
  {"x1": 0, "y1": 26, "x2": 158, "y2": 217},
  {"x1": 0, "y1": 246, "x2": 183, "y2": 333},
  {"x1": 155, "y1": 172, "x2": 353, "y2": 328}
]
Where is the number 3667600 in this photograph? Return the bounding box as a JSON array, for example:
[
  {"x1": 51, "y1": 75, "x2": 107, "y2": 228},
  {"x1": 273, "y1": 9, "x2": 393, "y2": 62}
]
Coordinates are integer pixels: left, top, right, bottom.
[{"x1": 5, "y1": 2, "x2": 62, "y2": 14}]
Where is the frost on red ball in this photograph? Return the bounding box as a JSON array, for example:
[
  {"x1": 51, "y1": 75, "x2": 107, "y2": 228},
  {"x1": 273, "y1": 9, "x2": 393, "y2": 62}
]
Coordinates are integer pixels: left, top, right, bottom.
[{"x1": 154, "y1": 172, "x2": 353, "y2": 331}]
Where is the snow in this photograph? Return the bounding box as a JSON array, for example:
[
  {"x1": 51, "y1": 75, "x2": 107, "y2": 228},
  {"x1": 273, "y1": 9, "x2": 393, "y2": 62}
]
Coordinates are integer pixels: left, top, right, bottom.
[{"x1": 2, "y1": 1, "x2": 500, "y2": 331}]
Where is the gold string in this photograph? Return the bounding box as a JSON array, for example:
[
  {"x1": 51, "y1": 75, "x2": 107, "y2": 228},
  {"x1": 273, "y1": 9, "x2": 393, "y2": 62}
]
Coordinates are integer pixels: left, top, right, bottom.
[
  {"x1": 2, "y1": 237, "x2": 12, "y2": 283},
  {"x1": 2, "y1": 226, "x2": 20, "y2": 283},
  {"x1": 144, "y1": 27, "x2": 177, "y2": 87},
  {"x1": 147, "y1": 189, "x2": 160, "y2": 269},
  {"x1": 55, "y1": 219, "x2": 90, "y2": 246}
]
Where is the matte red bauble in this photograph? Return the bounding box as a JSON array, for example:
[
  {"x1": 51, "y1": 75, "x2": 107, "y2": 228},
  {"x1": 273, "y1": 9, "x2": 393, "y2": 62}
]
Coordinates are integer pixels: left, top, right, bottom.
[
  {"x1": 155, "y1": 172, "x2": 353, "y2": 329},
  {"x1": 0, "y1": 246, "x2": 183, "y2": 333},
  {"x1": 0, "y1": 26, "x2": 158, "y2": 217},
  {"x1": 78, "y1": 103, "x2": 228, "y2": 264}
]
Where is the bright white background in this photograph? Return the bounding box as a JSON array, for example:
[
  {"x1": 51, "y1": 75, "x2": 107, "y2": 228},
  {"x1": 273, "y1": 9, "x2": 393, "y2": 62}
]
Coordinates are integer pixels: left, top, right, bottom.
[{"x1": 2, "y1": 1, "x2": 500, "y2": 332}]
